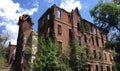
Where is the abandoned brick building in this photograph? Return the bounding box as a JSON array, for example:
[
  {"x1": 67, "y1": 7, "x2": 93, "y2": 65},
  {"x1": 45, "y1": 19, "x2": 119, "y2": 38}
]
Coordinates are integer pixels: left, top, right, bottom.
[{"x1": 38, "y1": 4, "x2": 114, "y2": 71}]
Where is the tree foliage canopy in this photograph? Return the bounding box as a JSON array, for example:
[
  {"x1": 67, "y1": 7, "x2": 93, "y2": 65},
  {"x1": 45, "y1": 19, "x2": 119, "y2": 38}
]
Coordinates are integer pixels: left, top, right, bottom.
[
  {"x1": 113, "y1": 0, "x2": 120, "y2": 5},
  {"x1": 90, "y1": 1, "x2": 120, "y2": 33},
  {"x1": 0, "y1": 36, "x2": 7, "y2": 68}
]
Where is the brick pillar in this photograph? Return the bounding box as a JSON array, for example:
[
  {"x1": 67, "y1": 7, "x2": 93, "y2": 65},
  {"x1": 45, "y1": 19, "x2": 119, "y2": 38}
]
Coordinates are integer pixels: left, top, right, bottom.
[{"x1": 14, "y1": 14, "x2": 34, "y2": 71}]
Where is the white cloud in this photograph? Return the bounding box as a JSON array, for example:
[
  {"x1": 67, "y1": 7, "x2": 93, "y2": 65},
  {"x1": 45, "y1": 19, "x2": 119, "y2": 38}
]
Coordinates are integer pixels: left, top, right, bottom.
[
  {"x1": 0, "y1": 0, "x2": 38, "y2": 47},
  {"x1": 44, "y1": 0, "x2": 55, "y2": 4},
  {"x1": 80, "y1": 3, "x2": 91, "y2": 14},
  {"x1": 33, "y1": 1, "x2": 39, "y2": 7},
  {"x1": 60, "y1": 0, "x2": 82, "y2": 12},
  {"x1": 48, "y1": 0, "x2": 54, "y2": 3},
  {"x1": 1, "y1": 24, "x2": 19, "y2": 47}
]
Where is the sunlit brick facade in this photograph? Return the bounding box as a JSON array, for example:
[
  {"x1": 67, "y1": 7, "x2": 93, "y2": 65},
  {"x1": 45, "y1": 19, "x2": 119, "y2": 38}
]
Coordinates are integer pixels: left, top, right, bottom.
[{"x1": 38, "y1": 4, "x2": 114, "y2": 71}]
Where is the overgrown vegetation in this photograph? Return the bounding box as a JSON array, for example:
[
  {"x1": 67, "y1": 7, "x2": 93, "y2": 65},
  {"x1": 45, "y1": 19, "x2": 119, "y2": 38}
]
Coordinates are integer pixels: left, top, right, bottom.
[
  {"x1": 32, "y1": 37, "x2": 72, "y2": 71},
  {"x1": 32, "y1": 36, "x2": 92, "y2": 71},
  {"x1": 0, "y1": 37, "x2": 7, "y2": 68},
  {"x1": 69, "y1": 39, "x2": 92, "y2": 71}
]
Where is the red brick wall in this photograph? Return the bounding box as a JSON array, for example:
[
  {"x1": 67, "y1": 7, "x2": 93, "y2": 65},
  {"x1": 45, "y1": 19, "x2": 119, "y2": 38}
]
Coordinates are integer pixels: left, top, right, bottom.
[{"x1": 38, "y1": 5, "x2": 114, "y2": 71}]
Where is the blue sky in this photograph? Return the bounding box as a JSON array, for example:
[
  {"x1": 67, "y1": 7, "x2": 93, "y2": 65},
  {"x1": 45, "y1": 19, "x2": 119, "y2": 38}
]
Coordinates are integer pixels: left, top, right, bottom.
[
  {"x1": 0, "y1": 0, "x2": 111, "y2": 46},
  {"x1": 11, "y1": 0, "x2": 100, "y2": 31},
  {"x1": 12, "y1": 0, "x2": 111, "y2": 31}
]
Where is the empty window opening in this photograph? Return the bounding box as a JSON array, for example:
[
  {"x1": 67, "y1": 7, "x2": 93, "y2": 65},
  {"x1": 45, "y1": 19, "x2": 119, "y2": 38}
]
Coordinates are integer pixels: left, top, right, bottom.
[
  {"x1": 57, "y1": 10, "x2": 61, "y2": 18},
  {"x1": 77, "y1": 23, "x2": 81, "y2": 31},
  {"x1": 104, "y1": 53, "x2": 107, "y2": 60},
  {"x1": 58, "y1": 24, "x2": 62, "y2": 35},
  {"x1": 47, "y1": 14, "x2": 50, "y2": 20},
  {"x1": 96, "y1": 36, "x2": 99, "y2": 47},
  {"x1": 94, "y1": 27, "x2": 97, "y2": 35},
  {"x1": 110, "y1": 54, "x2": 113, "y2": 61},
  {"x1": 58, "y1": 41, "x2": 62, "y2": 53},
  {"x1": 98, "y1": 52, "x2": 101, "y2": 59},
  {"x1": 100, "y1": 66, "x2": 103, "y2": 71},
  {"x1": 92, "y1": 36, "x2": 94, "y2": 45},
  {"x1": 68, "y1": 15, "x2": 72, "y2": 24},
  {"x1": 91, "y1": 25, "x2": 93, "y2": 32},
  {"x1": 106, "y1": 66, "x2": 110, "y2": 71},
  {"x1": 96, "y1": 65, "x2": 99, "y2": 71},
  {"x1": 93, "y1": 50, "x2": 96, "y2": 58},
  {"x1": 101, "y1": 35, "x2": 104, "y2": 46},
  {"x1": 69, "y1": 29, "x2": 72, "y2": 43},
  {"x1": 84, "y1": 35, "x2": 87, "y2": 43}
]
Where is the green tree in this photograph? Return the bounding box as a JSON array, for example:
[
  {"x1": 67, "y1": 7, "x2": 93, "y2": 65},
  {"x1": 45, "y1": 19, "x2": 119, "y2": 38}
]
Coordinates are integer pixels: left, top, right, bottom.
[
  {"x1": 69, "y1": 40, "x2": 78, "y2": 71},
  {"x1": 90, "y1": 1, "x2": 120, "y2": 33},
  {"x1": 113, "y1": 0, "x2": 120, "y2": 5},
  {"x1": 0, "y1": 36, "x2": 7, "y2": 68},
  {"x1": 105, "y1": 34, "x2": 120, "y2": 71},
  {"x1": 33, "y1": 37, "x2": 71, "y2": 71},
  {"x1": 69, "y1": 39, "x2": 92, "y2": 71}
]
